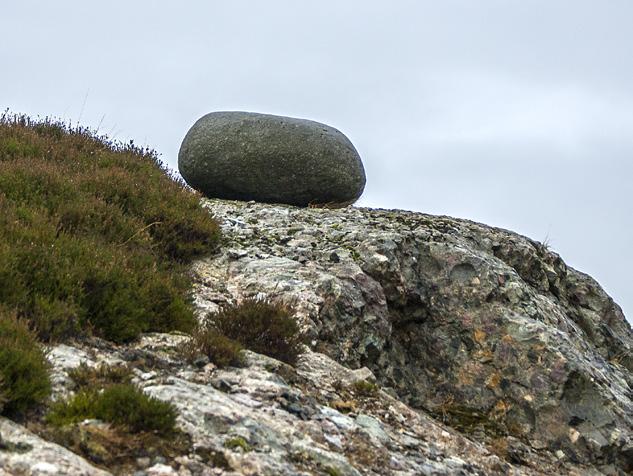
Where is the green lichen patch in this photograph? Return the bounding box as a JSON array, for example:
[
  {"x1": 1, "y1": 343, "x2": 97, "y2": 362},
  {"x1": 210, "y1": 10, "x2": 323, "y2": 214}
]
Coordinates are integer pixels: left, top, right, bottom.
[{"x1": 223, "y1": 436, "x2": 252, "y2": 452}]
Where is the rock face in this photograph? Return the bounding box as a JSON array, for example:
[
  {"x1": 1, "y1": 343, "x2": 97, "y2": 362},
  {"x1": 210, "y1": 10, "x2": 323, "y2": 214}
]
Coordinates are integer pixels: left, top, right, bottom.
[
  {"x1": 0, "y1": 417, "x2": 110, "y2": 475},
  {"x1": 178, "y1": 112, "x2": 366, "y2": 207},
  {"x1": 34, "y1": 335, "x2": 561, "y2": 475},
  {"x1": 191, "y1": 199, "x2": 633, "y2": 474},
  {"x1": 6, "y1": 199, "x2": 632, "y2": 475}
]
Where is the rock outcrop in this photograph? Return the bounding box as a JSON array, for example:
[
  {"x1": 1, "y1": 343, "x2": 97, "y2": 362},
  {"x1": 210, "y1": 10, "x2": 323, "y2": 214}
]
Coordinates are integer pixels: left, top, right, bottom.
[
  {"x1": 190, "y1": 199, "x2": 633, "y2": 474},
  {"x1": 0, "y1": 417, "x2": 109, "y2": 475},
  {"x1": 13, "y1": 335, "x2": 567, "y2": 475},
  {"x1": 178, "y1": 112, "x2": 366, "y2": 207},
  {"x1": 3, "y1": 199, "x2": 631, "y2": 475}
]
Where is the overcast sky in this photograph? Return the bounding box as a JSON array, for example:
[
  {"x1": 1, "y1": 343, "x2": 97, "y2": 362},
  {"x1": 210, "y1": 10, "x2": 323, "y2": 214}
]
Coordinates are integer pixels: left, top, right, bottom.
[{"x1": 2, "y1": 1, "x2": 631, "y2": 323}]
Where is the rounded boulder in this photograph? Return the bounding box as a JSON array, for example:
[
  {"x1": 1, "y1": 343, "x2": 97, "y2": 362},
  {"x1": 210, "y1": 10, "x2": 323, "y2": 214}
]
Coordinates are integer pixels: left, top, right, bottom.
[{"x1": 178, "y1": 111, "x2": 366, "y2": 207}]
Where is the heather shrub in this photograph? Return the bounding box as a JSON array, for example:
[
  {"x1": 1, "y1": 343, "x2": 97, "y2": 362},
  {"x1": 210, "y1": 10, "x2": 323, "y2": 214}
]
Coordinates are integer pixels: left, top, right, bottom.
[
  {"x1": 203, "y1": 298, "x2": 305, "y2": 365},
  {"x1": 47, "y1": 384, "x2": 176, "y2": 434},
  {"x1": 68, "y1": 362, "x2": 133, "y2": 389},
  {"x1": 186, "y1": 327, "x2": 245, "y2": 368},
  {"x1": 0, "y1": 113, "x2": 221, "y2": 343},
  {"x1": 0, "y1": 307, "x2": 51, "y2": 415}
]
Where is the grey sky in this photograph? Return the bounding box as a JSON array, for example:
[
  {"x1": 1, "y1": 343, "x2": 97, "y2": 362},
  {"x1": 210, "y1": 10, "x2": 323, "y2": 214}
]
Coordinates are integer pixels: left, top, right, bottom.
[{"x1": 2, "y1": 1, "x2": 631, "y2": 322}]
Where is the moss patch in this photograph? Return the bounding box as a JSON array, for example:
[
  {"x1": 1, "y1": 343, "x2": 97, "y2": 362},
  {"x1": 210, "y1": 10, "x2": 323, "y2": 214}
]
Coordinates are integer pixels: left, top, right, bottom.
[
  {"x1": 224, "y1": 436, "x2": 252, "y2": 452},
  {"x1": 351, "y1": 380, "x2": 379, "y2": 398}
]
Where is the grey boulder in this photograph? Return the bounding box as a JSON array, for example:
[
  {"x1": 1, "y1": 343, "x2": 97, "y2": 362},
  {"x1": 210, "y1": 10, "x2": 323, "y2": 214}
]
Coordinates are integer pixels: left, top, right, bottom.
[{"x1": 178, "y1": 111, "x2": 366, "y2": 207}]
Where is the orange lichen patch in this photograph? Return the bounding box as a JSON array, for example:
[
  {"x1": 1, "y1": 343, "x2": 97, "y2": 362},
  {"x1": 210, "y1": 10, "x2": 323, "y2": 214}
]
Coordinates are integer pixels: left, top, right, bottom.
[
  {"x1": 473, "y1": 328, "x2": 487, "y2": 344},
  {"x1": 501, "y1": 334, "x2": 514, "y2": 344},
  {"x1": 490, "y1": 400, "x2": 511, "y2": 421},
  {"x1": 330, "y1": 400, "x2": 357, "y2": 414},
  {"x1": 473, "y1": 348, "x2": 494, "y2": 362},
  {"x1": 457, "y1": 361, "x2": 486, "y2": 386},
  {"x1": 485, "y1": 372, "x2": 502, "y2": 390}
]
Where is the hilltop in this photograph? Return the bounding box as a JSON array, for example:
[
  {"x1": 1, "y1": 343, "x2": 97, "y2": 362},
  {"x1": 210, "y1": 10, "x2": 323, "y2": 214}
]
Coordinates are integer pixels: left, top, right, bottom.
[{"x1": 0, "y1": 117, "x2": 631, "y2": 475}]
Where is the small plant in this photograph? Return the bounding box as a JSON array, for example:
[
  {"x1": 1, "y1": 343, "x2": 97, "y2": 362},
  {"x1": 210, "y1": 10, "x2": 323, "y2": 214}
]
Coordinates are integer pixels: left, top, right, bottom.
[
  {"x1": 205, "y1": 298, "x2": 305, "y2": 365},
  {"x1": 47, "y1": 384, "x2": 176, "y2": 434},
  {"x1": 68, "y1": 362, "x2": 133, "y2": 389},
  {"x1": 185, "y1": 328, "x2": 245, "y2": 368},
  {"x1": 0, "y1": 307, "x2": 51, "y2": 415},
  {"x1": 42, "y1": 362, "x2": 187, "y2": 472},
  {"x1": 223, "y1": 436, "x2": 252, "y2": 452},
  {"x1": 352, "y1": 380, "x2": 379, "y2": 397}
]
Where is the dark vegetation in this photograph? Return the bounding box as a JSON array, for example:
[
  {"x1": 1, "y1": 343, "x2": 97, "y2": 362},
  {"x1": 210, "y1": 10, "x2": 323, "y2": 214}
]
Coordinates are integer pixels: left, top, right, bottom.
[
  {"x1": 190, "y1": 297, "x2": 306, "y2": 366},
  {"x1": 0, "y1": 112, "x2": 220, "y2": 345},
  {"x1": 0, "y1": 113, "x2": 220, "y2": 416},
  {"x1": 0, "y1": 307, "x2": 51, "y2": 415},
  {"x1": 39, "y1": 363, "x2": 188, "y2": 472},
  {"x1": 185, "y1": 326, "x2": 246, "y2": 368},
  {"x1": 68, "y1": 362, "x2": 133, "y2": 389},
  {"x1": 47, "y1": 383, "x2": 177, "y2": 434}
]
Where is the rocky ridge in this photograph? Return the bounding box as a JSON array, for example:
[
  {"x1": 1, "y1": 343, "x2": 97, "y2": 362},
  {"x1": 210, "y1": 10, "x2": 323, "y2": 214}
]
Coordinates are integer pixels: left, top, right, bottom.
[{"x1": 1, "y1": 199, "x2": 631, "y2": 475}]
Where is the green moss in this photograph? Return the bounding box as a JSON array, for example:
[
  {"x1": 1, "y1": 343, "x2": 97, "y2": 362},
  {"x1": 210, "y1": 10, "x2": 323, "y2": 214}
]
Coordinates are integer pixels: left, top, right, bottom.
[
  {"x1": 223, "y1": 436, "x2": 252, "y2": 452},
  {"x1": 0, "y1": 307, "x2": 51, "y2": 416},
  {"x1": 204, "y1": 298, "x2": 306, "y2": 366},
  {"x1": 352, "y1": 380, "x2": 379, "y2": 397},
  {"x1": 47, "y1": 384, "x2": 176, "y2": 434},
  {"x1": 0, "y1": 113, "x2": 221, "y2": 343}
]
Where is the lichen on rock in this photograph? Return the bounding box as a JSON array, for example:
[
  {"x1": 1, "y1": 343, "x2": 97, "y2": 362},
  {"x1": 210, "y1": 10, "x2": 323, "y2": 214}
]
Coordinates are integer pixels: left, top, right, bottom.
[{"x1": 190, "y1": 198, "x2": 633, "y2": 474}]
